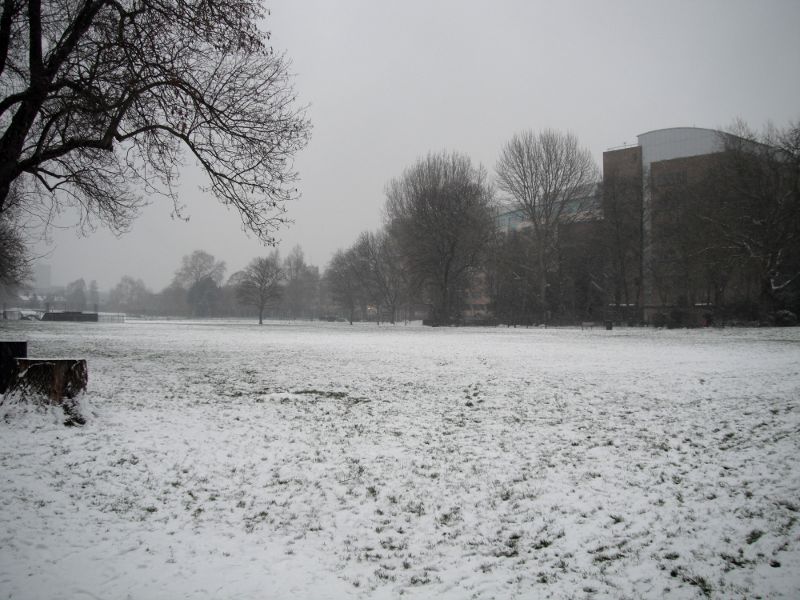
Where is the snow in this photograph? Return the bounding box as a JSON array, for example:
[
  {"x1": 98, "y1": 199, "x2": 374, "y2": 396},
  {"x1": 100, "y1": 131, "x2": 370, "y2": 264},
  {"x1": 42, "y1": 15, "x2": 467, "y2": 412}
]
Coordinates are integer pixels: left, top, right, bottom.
[{"x1": 1, "y1": 320, "x2": 799, "y2": 599}]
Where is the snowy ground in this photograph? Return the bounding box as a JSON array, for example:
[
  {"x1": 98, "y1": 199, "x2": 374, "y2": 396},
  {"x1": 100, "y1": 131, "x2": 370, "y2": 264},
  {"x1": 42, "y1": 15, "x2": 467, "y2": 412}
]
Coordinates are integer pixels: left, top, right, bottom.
[{"x1": 1, "y1": 320, "x2": 799, "y2": 599}]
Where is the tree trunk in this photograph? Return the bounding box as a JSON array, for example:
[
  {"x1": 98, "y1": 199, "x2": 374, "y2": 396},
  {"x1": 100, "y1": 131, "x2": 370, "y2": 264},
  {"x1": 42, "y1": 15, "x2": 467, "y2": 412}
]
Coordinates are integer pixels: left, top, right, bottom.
[
  {"x1": 760, "y1": 276, "x2": 776, "y2": 320},
  {"x1": 538, "y1": 246, "x2": 548, "y2": 325}
]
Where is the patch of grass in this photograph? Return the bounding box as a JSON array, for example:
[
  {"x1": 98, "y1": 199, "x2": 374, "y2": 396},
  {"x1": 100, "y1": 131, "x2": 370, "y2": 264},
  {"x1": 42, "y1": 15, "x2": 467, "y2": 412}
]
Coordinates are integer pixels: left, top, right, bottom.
[
  {"x1": 293, "y1": 389, "x2": 348, "y2": 399},
  {"x1": 746, "y1": 529, "x2": 764, "y2": 544},
  {"x1": 670, "y1": 565, "x2": 712, "y2": 597},
  {"x1": 720, "y1": 550, "x2": 751, "y2": 569},
  {"x1": 437, "y1": 506, "x2": 460, "y2": 526},
  {"x1": 532, "y1": 538, "x2": 552, "y2": 550},
  {"x1": 495, "y1": 533, "x2": 521, "y2": 558},
  {"x1": 409, "y1": 572, "x2": 431, "y2": 586},
  {"x1": 374, "y1": 567, "x2": 395, "y2": 582},
  {"x1": 593, "y1": 552, "x2": 625, "y2": 563},
  {"x1": 683, "y1": 573, "x2": 713, "y2": 597},
  {"x1": 405, "y1": 501, "x2": 424, "y2": 516},
  {"x1": 779, "y1": 515, "x2": 796, "y2": 535},
  {"x1": 380, "y1": 537, "x2": 407, "y2": 551},
  {"x1": 243, "y1": 510, "x2": 269, "y2": 533}
]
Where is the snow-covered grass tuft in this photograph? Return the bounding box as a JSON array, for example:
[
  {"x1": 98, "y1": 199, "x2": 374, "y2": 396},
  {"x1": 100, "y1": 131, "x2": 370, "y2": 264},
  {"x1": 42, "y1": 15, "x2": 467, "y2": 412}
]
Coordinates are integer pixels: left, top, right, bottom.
[{"x1": 1, "y1": 320, "x2": 799, "y2": 598}]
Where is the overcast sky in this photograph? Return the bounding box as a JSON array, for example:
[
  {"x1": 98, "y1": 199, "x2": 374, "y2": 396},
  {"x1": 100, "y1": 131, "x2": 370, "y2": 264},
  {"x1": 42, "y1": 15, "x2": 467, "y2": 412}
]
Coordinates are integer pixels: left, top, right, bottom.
[{"x1": 33, "y1": 0, "x2": 800, "y2": 291}]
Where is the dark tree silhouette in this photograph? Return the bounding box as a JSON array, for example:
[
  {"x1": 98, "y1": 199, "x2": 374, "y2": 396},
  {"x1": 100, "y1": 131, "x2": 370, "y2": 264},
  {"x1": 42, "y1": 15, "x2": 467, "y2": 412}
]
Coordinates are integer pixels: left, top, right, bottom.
[
  {"x1": 173, "y1": 250, "x2": 225, "y2": 288},
  {"x1": 0, "y1": 0, "x2": 309, "y2": 242},
  {"x1": 496, "y1": 130, "x2": 598, "y2": 323},
  {"x1": 698, "y1": 123, "x2": 800, "y2": 313},
  {"x1": 325, "y1": 247, "x2": 366, "y2": 324},
  {"x1": 234, "y1": 252, "x2": 283, "y2": 324},
  {"x1": 386, "y1": 151, "x2": 494, "y2": 325}
]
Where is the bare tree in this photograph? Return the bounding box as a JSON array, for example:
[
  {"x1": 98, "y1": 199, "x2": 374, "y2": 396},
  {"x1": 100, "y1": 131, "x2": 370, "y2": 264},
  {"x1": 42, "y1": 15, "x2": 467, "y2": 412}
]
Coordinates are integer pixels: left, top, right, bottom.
[
  {"x1": 496, "y1": 130, "x2": 599, "y2": 323},
  {"x1": 172, "y1": 249, "x2": 225, "y2": 317},
  {"x1": 352, "y1": 230, "x2": 409, "y2": 324},
  {"x1": 325, "y1": 248, "x2": 364, "y2": 324},
  {"x1": 109, "y1": 275, "x2": 152, "y2": 314},
  {"x1": 0, "y1": 0, "x2": 309, "y2": 242},
  {"x1": 386, "y1": 151, "x2": 494, "y2": 325},
  {"x1": 88, "y1": 279, "x2": 99, "y2": 309},
  {"x1": 282, "y1": 245, "x2": 311, "y2": 319},
  {"x1": 173, "y1": 250, "x2": 225, "y2": 288},
  {"x1": 64, "y1": 277, "x2": 87, "y2": 310},
  {"x1": 697, "y1": 121, "x2": 800, "y2": 315},
  {"x1": 234, "y1": 251, "x2": 283, "y2": 324}
]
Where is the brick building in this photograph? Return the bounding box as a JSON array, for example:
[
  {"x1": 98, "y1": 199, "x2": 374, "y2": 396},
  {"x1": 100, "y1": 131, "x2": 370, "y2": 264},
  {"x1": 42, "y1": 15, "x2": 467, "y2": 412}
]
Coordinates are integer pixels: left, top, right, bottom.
[
  {"x1": 602, "y1": 127, "x2": 763, "y2": 324},
  {"x1": 492, "y1": 127, "x2": 770, "y2": 325}
]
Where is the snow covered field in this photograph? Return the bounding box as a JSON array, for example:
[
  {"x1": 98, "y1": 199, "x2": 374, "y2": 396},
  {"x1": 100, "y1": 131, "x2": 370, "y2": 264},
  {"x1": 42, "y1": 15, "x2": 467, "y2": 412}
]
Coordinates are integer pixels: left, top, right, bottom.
[{"x1": 1, "y1": 320, "x2": 799, "y2": 599}]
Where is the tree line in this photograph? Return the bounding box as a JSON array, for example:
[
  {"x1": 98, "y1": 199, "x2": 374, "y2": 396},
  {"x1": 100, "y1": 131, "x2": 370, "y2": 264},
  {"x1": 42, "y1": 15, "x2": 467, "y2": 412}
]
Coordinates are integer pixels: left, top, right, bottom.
[
  {"x1": 323, "y1": 131, "x2": 601, "y2": 326},
  {"x1": 324, "y1": 123, "x2": 800, "y2": 327},
  {"x1": 15, "y1": 247, "x2": 322, "y2": 322},
  {"x1": 6, "y1": 122, "x2": 800, "y2": 326},
  {"x1": 1, "y1": 0, "x2": 797, "y2": 327}
]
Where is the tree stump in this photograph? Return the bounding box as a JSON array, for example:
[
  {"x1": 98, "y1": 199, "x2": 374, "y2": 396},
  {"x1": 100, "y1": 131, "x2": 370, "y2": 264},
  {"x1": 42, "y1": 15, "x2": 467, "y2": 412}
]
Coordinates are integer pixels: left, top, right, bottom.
[
  {"x1": 5, "y1": 358, "x2": 88, "y2": 425},
  {"x1": 0, "y1": 341, "x2": 27, "y2": 393}
]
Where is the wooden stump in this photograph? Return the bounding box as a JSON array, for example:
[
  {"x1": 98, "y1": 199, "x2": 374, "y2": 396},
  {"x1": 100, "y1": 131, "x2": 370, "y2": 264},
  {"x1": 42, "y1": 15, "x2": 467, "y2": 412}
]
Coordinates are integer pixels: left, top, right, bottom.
[
  {"x1": 5, "y1": 358, "x2": 88, "y2": 425},
  {"x1": 0, "y1": 341, "x2": 27, "y2": 393}
]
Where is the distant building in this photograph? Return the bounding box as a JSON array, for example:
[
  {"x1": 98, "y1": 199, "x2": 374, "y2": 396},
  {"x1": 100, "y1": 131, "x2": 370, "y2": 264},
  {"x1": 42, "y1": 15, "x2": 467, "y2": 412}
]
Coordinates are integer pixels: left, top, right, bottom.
[
  {"x1": 489, "y1": 127, "x2": 770, "y2": 325},
  {"x1": 603, "y1": 127, "x2": 751, "y2": 323},
  {"x1": 496, "y1": 182, "x2": 602, "y2": 235}
]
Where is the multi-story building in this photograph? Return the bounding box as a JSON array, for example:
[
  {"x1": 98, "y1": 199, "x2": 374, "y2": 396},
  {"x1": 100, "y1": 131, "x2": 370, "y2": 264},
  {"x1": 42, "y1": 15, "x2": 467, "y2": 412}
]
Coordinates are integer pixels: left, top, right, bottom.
[
  {"x1": 492, "y1": 127, "x2": 775, "y2": 325},
  {"x1": 603, "y1": 127, "x2": 765, "y2": 324}
]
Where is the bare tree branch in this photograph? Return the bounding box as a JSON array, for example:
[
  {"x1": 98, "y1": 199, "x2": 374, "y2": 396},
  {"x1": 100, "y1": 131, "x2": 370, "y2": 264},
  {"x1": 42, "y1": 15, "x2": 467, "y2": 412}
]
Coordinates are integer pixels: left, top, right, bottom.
[{"x1": 0, "y1": 0, "x2": 309, "y2": 244}]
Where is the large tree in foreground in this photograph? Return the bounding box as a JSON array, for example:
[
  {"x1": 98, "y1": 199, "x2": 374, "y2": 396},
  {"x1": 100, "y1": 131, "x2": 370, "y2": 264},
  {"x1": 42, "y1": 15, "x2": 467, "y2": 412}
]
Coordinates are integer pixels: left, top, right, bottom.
[
  {"x1": 234, "y1": 251, "x2": 283, "y2": 324},
  {"x1": 385, "y1": 151, "x2": 494, "y2": 325},
  {"x1": 0, "y1": 0, "x2": 309, "y2": 242},
  {"x1": 496, "y1": 130, "x2": 598, "y2": 323}
]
